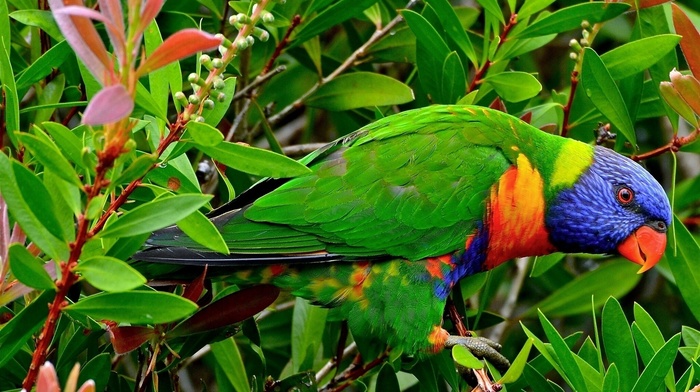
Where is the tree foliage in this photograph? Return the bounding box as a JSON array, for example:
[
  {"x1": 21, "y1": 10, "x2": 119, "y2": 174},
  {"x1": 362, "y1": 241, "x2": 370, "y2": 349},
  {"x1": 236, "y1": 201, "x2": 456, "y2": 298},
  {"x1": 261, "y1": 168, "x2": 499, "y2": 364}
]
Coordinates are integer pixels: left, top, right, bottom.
[{"x1": 1, "y1": 0, "x2": 700, "y2": 390}]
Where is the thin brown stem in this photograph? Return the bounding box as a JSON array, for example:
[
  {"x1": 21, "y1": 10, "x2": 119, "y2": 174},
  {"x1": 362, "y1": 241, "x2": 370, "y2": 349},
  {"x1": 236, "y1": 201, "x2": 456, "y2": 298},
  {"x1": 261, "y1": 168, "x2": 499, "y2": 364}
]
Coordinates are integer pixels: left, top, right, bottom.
[
  {"x1": 561, "y1": 70, "x2": 579, "y2": 137},
  {"x1": 262, "y1": 15, "x2": 301, "y2": 75},
  {"x1": 632, "y1": 129, "x2": 700, "y2": 161},
  {"x1": 468, "y1": 13, "x2": 518, "y2": 93}
]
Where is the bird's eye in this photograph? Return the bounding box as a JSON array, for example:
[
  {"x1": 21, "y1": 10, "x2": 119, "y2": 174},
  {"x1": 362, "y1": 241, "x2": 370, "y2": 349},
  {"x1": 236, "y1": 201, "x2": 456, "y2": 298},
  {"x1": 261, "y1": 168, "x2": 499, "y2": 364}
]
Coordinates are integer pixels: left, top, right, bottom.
[{"x1": 616, "y1": 186, "x2": 634, "y2": 204}]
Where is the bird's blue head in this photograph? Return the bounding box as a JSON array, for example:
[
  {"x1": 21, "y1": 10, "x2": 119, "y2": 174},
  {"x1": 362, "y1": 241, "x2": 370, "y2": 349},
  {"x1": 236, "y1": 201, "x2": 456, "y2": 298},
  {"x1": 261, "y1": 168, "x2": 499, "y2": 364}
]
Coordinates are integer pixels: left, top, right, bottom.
[{"x1": 546, "y1": 146, "x2": 671, "y2": 272}]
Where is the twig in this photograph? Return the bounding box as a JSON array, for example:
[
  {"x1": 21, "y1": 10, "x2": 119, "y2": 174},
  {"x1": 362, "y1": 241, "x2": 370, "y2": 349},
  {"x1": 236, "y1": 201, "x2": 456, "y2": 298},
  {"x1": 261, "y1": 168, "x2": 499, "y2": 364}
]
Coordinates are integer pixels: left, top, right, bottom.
[
  {"x1": 282, "y1": 143, "x2": 326, "y2": 156},
  {"x1": 468, "y1": 14, "x2": 518, "y2": 93},
  {"x1": 232, "y1": 65, "x2": 287, "y2": 101},
  {"x1": 227, "y1": 99, "x2": 252, "y2": 141},
  {"x1": 560, "y1": 71, "x2": 578, "y2": 137},
  {"x1": 487, "y1": 257, "x2": 529, "y2": 342},
  {"x1": 320, "y1": 350, "x2": 389, "y2": 392},
  {"x1": 261, "y1": 15, "x2": 301, "y2": 75},
  {"x1": 267, "y1": 0, "x2": 419, "y2": 126},
  {"x1": 315, "y1": 342, "x2": 358, "y2": 384},
  {"x1": 632, "y1": 128, "x2": 700, "y2": 161}
]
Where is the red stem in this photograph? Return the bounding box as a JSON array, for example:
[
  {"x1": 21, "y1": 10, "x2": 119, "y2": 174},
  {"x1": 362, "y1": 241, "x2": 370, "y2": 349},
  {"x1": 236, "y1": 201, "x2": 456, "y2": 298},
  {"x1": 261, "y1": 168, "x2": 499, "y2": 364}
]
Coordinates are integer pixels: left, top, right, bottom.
[
  {"x1": 468, "y1": 13, "x2": 517, "y2": 93},
  {"x1": 561, "y1": 70, "x2": 579, "y2": 137},
  {"x1": 262, "y1": 15, "x2": 301, "y2": 75},
  {"x1": 632, "y1": 129, "x2": 700, "y2": 161}
]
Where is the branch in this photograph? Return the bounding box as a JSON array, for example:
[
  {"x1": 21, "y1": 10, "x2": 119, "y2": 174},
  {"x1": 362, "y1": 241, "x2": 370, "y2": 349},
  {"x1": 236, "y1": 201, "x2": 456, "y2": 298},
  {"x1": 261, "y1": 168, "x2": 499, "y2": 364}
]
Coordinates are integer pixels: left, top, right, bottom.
[
  {"x1": 468, "y1": 13, "x2": 518, "y2": 93},
  {"x1": 261, "y1": 15, "x2": 301, "y2": 75},
  {"x1": 632, "y1": 128, "x2": 700, "y2": 161}
]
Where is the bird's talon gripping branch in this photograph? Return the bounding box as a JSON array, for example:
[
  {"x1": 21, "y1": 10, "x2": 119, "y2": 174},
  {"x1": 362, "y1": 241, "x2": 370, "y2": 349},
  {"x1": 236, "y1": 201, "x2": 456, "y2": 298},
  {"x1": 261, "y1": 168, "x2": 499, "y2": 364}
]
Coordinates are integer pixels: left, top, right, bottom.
[{"x1": 445, "y1": 335, "x2": 511, "y2": 370}]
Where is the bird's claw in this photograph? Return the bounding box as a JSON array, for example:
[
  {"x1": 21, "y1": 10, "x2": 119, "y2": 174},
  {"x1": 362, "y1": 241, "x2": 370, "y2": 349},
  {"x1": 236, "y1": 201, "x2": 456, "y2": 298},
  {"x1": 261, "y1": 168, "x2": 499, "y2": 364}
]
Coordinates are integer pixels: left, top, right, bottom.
[{"x1": 445, "y1": 335, "x2": 510, "y2": 370}]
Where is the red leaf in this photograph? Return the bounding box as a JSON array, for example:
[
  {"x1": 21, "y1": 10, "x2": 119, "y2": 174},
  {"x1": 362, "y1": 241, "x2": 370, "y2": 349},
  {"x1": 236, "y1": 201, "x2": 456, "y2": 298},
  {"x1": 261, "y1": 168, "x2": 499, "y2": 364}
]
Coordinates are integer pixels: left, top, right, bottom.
[
  {"x1": 137, "y1": 29, "x2": 221, "y2": 76},
  {"x1": 82, "y1": 84, "x2": 134, "y2": 125},
  {"x1": 48, "y1": 0, "x2": 116, "y2": 85},
  {"x1": 520, "y1": 111, "x2": 533, "y2": 124},
  {"x1": 107, "y1": 325, "x2": 158, "y2": 355},
  {"x1": 167, "y1": 284, "x2": 280, "y2": 338},
  {"x1": 182, "y1": 265, "x2": 208, "y2": 303},
  {"x1": 37, "y1": 362, "x2": 61, "y2": 392},
  {"x1": 672, "y1": 3, "x2": 700, "y2": 79}
]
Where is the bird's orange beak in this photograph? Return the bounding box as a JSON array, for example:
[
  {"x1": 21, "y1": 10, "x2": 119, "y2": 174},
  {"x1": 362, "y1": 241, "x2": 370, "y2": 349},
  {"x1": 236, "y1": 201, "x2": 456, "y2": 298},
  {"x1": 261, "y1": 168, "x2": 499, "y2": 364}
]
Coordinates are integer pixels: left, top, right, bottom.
[{"x1": 617, "y1": 225, "x2": 667, "y2": 273}]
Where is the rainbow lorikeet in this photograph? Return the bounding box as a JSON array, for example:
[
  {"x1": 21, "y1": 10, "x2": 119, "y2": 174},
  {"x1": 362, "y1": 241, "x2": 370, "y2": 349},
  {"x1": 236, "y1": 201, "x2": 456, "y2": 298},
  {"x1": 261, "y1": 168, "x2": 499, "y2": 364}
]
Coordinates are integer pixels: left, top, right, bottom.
[{"x1": 135, "y1": 105, "x2": 671, "y2": 362}]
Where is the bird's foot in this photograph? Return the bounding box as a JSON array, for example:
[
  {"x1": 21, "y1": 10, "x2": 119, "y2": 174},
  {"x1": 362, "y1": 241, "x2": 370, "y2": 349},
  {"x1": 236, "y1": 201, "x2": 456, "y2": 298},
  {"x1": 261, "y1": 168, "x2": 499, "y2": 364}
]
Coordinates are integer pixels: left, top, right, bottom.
[{"x1": 445, "y1": 335, "x2": 510, "y2": 370}]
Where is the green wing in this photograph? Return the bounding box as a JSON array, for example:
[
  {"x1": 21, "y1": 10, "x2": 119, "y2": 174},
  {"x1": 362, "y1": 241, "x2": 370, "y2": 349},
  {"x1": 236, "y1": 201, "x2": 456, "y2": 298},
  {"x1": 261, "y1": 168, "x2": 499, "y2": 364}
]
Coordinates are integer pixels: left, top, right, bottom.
[{"x1": 145, "y1": 106, "x2": 546, "y2": 261}]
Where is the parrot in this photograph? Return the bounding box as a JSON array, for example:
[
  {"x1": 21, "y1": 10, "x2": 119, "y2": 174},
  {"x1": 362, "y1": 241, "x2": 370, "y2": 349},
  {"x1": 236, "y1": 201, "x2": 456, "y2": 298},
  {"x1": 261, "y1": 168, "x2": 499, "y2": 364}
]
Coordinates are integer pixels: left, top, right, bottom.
[{"x1": 134, "y1": 105, "x2": 671, "y2": 363}]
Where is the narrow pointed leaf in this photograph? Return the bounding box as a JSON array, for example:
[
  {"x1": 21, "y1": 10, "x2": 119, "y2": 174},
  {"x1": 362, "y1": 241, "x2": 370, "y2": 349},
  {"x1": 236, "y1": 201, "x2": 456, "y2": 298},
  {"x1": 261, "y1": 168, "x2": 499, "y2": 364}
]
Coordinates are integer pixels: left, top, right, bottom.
[
  {"x1": 0, "y1": 290, "x2": 54, "y2": 368},
  {"x1": 176, "y1": 210, "x2": 229, "y2": 254},
  {"x1": 17, "y1": 133, "x2": 82, "y2": 186},
  {"x1": 581, "y1": 48, "x2": 636, "y2": 147},
  {"x1": 672, "y1": 4, "x2": 700, "y2": 78},
  {"x1": 9, "y1": 244, "x2": 56, "y2": 290},
  {"x1": 538, "y1": 310, "x2": 588, "y2": 392},
  {"x1": 76, "y1": 256, "x2": 147, "y2": 292},
  {"x1": 186, "y1": 121, "x2": 224, "y2": 147},
  {"x1": 210, "y1": 338, "x2": 250, "y2": 392},
  {"x1": 16, "y1": 40, "x2": 71, "y2": 90},
  {"x1": 99, "y1": 194, "x2": 212, "y2": 238},
  {"x1": 483, "y1": 72, "x2": 542, "y2": 102},
  {"x1": 602, "y1": 297, "x2": 638, "y2": 392},
  {"x1": 107, "y1": 325, "x2": 158, "y2": 355},
  {"x1": 631, "y1": 334, "x2": 681, "y2": 392},
  {"x1": 168, "y1": 285, "x2": 279, "y2": 337},
  {"x1": 516, "y1": 3, "x2": 630, "y2": 38},
  {"x1": 452, "y1": 345, "x2": 484, "y2": 369},
  {"x1": 305, "y1": 72, "x2": 414, "y2": 110},
  {"x1": 137, "y1": 29, "x2": 221, "y2": 75},
  {"x1": 500, "y1": 338, "x2": 533, "y2": 383},
  {"x1": 65, "y1": 291, "x2": 197, "y2": 324},
  {"x1": 600, "y1": 35, "x2": 681, "y2": 80},
  {"x1": 425, "y1": 0, "x2": 476, "y2": 65},
  {"x1": 196, "y1": 141, "x2": 311, "y2": 178},
  {"x1": 666, "y1": 216, "x2": 700, "y2": 321},
  {"x1": 602, "y1": 364, "x2": 620, "y2": 392}
]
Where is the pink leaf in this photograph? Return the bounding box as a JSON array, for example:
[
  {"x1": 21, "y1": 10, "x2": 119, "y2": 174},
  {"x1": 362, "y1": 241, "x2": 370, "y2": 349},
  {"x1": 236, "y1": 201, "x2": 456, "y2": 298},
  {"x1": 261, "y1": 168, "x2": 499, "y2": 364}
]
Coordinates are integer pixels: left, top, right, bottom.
[
  {"x1": 98, "y1": 0, "x2": 127, "y2": 66},
  {"x1": 82, "y1": 84, "x2": 134, "y2": 125},
  {"x1": 137, "y1": 0, "x2": 165, "y2": 37},
  {"x1": 48, "y1": 0, "x2": 116, "y2": 85},
  {"x1": 37, "y1": 362, "x2": 60, "y2": 392},
  {"x1": 137, "y1": 29, "x2": 221, "y2": 76}
]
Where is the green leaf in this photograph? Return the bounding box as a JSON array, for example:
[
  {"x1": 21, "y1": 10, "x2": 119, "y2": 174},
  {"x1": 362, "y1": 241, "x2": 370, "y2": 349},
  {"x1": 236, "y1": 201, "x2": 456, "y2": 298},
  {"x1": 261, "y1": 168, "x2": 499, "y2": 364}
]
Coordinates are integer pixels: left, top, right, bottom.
[
  {"x1": 0, "y1": 37, "x2": 19, "y2": 147},
  {"x1": 196, "y1": 141, "x2": 311, "y2": 178},
  {"x1": 176, "y1": 210, "x2": 229, "y2": 254},
  {"x1": 633, "y1": 303, "x2": 666, "y2": 351},
  {"x1": 42, "y1": 122, "x2": 85, "y2": 169},
  {"x1": 483, "y1": 72, "x2": 542, "y2": 102},
  {"x1": 0, "y1": 290, "x2": 53, "y2": 368},
  {"x1": 76, "y1": 256, "x2": 147, "y2": 292},
  {"x1": 475, "y1": 0, "x2": 505, "y2": 24},
  {"x1": 376, "y1": 363, "x2": 401, "y2": 392},
  {"x1": 402, "y1": 9, "x2": 454, "y2": 104},
  {"x1": 531, "y1": 253, "x2": 565, "y2": 277},
  {"x1": 99, "y1": 194, "x2": 212, "y2": 238},
  {"x1": 292, "y1": 0, "x2": 378, "y2": 45},
  {"x1": 538, "y1": 310, "x2": 588, "y2": 392},
  {"x1": 527, "y1": 260, "x2": 640, "y2": 317},
  {"x1": 144, "y1": 19, "x2": 169, "y2": 119},
  {"x1": 305, "y1": 72, "x2": 414, "y2": 110},
  {"x1": 601, "y1": 35, "x2": 682, "y2": 81},
  {"x1": 112, "y1": 154, "x2": 158, "y2": 187},
  {"x1": 8, "y1": 244, "x2": 56, "y2": 290},
  {"x1": 0, "y1": 155, "x2": 69, "y2": 261},
  {"x1": 17, "y1": 132, "x2": 81, "y2": 186},
  {"x1": 452, "y1": 344, "x2": 484, "y2": 369},
  {"x1": 202, "y1": 77, "x2": 236, "y2": 126},
  {"x1": 210, "y1": 338, "x2": 251, "y2": 392},
  {"x1": 602, "y1": 364, "x2": 620, "y2": 392},
  {"x1": 631, "y1": 334, "x2": 681, "y2": 392},
  {"x1": 518, "y1": 0, "x2": 556, "y2": 19},
  {"x1": 79, "y1": 353, "x2": 111, "y2": 392},
  {"x1": 500, "y1": 338, "x2": 533, "y2": 383},
  {"x1": 64, "y1": 291, "x2": 197, "y2": 324},
  {"x1": 9, "y1": 10, "x2": 62, "y2": 40},
  {"x1": 516, "y1": 3, "x2": 630, "y2": 38},
  {"x1": 136, "y1": 81, "x2": 168, "y2": 121},
  {"x1": 440, "y1": 52, "x2": 467, "y2": 104},
  {"x1": 186, "y1": 121, "x2": 224, "y2": 147},
  {"x1": 16, "y1": 40, "x2": 71, "y2": 90},
  {"x1": 602, "y1": 297, "x2": 638, "y2": 392},
  {"x1": 666, "y1": 216, "x2": 700, "y2": 321},
  {"x1": 581, "y1": 48, "x2": 637, "y2": 147},
  {"x1": 292, "y1": 297, "x2": 328, "y2": 372},
  {"x1": 424, "y1": 0, "x2": 476, "y2": 66}
]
